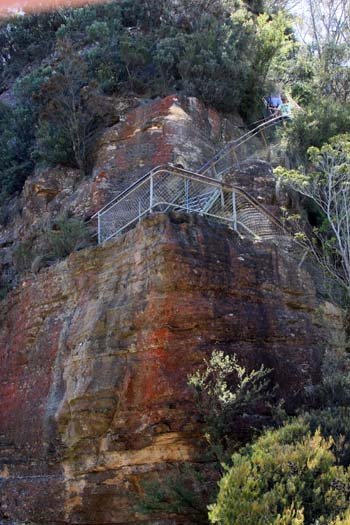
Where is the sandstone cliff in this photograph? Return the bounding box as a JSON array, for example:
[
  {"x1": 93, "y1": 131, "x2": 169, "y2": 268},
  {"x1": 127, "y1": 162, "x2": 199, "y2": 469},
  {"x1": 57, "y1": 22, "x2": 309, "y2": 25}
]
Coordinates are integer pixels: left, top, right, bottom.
[
  {"x1": 0, "y1": 96, "x2": 344, "y2": 524},
  {"x1": 0, "y1": 95, "x2": 243, "y2": 292},
  {"x1": 0, "y1": 211, "x2": 343, "y2": 524}
]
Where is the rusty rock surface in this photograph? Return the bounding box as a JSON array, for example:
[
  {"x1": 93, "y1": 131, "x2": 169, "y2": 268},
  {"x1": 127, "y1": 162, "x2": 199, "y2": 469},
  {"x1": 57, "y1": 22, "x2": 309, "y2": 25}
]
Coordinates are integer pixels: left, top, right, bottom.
[
  {"x1": 0, "y1": 212, "x2": 343, "y2": 524},
  {"x1": 91, "y1": 94, "x2": 243, "y2": 206},
  {"x1": 0, "y1": 95, "x2": 239, "y2": 245},
  {"x1": 0, "y1": 95, "x2": 243, "y2": 293}
]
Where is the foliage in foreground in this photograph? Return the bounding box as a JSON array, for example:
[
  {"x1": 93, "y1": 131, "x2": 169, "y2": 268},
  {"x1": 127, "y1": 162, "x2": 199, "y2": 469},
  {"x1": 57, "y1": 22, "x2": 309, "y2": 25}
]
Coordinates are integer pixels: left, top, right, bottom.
[
  {"x1": 209, "y1": 420, "x2": 350, "y2": 525},
  {"x1": 139, "y1": 336, "x2": 350, "y2": 524},
  {"x1": 138, "y1": 351, "x2": 276, "y2": 523},
  {"x1": 208, "y1": 337, "x2": 350, "y2": 525}
]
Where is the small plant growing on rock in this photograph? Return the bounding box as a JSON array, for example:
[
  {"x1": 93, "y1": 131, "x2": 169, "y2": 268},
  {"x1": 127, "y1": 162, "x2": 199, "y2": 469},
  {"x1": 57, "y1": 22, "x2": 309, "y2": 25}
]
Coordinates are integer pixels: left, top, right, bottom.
[
  {"x1": 11, "y1": 217, "x2": 91, "y2": 284},
  {"x1": 137, "y1": 464, "x2": 213, "y2": 524},
  {"x1": 13, "y1": 239, "x2": 35, "y2": 273},
  {"x1": 46, "y1": 217, "x2": 91, "y2": 259},
  {"x1": 188, "y1": 350, "x2": 278, "y2": 465}
]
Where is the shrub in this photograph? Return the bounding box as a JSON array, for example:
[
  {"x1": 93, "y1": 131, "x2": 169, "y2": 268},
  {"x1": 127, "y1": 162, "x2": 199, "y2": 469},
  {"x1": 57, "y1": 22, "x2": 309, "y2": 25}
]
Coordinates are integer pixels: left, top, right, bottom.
[
  {"x1": 209, "y1": 419, "x2": 350, "y2": 525},
  {"x1": 188, "y1": 350, "x2": 276, "y2": 464},
  {"x1": 46, "y1": 217, "x2": 90, "y2": 259},
  {"x1": 138, "y1": 464, "x2": 214, "y2": 524},
  {"x1": 0, "y1": 103, "x2": 35, "y2": 202},
  {"x1": 34, "y1": 121, "x2": 76, "y2": 168},
  {"x1": 13, "y1": 239, "x2": 35, "y2": 273},
  {"x1": 302, "y1": 407, "x2": 350, "y2": 468},
  {"x1": 281, "y1": 100, "x2": 350, "y2": 167},
  {"x1": 300, "y1": 343, "x2": 350, "y2": 467}
]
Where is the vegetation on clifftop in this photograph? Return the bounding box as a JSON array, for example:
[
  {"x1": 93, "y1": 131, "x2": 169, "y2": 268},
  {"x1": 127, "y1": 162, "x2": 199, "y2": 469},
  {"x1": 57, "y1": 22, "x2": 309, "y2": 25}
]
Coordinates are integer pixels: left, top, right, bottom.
[{"x1": 0, "y1": 0, "x2": 293, "y2": 201}]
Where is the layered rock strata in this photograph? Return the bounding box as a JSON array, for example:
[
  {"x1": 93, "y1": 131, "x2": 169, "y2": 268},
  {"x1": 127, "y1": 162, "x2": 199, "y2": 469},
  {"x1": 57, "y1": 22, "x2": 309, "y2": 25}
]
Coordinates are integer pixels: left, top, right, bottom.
[
  {"x1": 0, "y1": 95, "x2": 244, "y2": 292},
  {"x1": 0, "y1": 212, "x2": 342, "y2": 524}
]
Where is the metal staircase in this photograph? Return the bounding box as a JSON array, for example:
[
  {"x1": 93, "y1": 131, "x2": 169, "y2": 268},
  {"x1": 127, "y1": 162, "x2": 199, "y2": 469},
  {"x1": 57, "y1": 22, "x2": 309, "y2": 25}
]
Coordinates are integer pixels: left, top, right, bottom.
[{"x1": 92, "y1": 116, "x2": 288, "y2": 244}]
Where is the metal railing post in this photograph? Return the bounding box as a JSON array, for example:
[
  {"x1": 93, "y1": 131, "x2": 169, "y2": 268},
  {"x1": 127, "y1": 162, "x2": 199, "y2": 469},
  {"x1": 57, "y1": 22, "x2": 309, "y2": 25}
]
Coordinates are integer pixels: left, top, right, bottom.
[
  {"x1": 149, "y1": 173, "x2": 154, "y2": 212},
  {"x1": 232, "y1": 191, "x2": 237, "y2": 231},
  {"x1": 97, "y1": 211, "x2": 101, "y2": 244},
  {"x1": 185, "y1": 178, "x2": 189, "y2": 211}
]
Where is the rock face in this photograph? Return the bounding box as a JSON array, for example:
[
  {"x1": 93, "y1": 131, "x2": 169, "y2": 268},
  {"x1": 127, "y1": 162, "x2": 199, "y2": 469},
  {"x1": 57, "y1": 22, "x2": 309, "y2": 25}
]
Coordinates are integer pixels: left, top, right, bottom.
[
  {"x1": 0, "y1": 94, "x2": 344, "y2": 523},
  {"x1": 0, "y1": 212, "x2": 343, "y2": 524},
  {"x1": 0, "y1": 95, "x2": 238, "y2": 244},
  {"x1": 0, "y1": 95, "x2": 243, "y2": 291},
  {"x1": 91, "y1": 94, "x2": 242, "y2": 208}
]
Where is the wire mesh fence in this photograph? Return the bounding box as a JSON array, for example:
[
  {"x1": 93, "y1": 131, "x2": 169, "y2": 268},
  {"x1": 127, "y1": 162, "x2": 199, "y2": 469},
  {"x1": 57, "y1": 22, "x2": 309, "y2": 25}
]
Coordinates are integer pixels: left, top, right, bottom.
[
  {"x1": 96, "y1": 167, "x2": 288, "y2": 244},
  {"x1": 93, "y1": 116, "x2": 287, "y2": 244},
  {"x1": 198, "y1": 116, "x2": 281, "y2": 179}
]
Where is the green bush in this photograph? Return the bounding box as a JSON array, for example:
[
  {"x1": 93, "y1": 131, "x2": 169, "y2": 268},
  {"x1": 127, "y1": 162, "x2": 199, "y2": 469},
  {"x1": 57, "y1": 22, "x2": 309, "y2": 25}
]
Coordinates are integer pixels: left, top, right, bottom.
[
  {"x1": 281, "y1": 100, "x2": 350, "y2": 167},
  {"x1": 47, "y1": 217, "x2": 90, "y2": 259},
  {"x1": 0, "y1": 102, "x2": 35, "y2": 202},
  {"x1": 302, "y1": 408, "x2": 350, "y2": 468},
  {"x1": 300, "y1": 344, "x2": 350, "y2": 467},
  {"x1": 34, "y1": 121, "x2": 76, "y2": 168},
  {"x1": 188, "y1": 350, "x2": 276, "y2": 464},
  {"x1": 138, "y1": 464, "x2": 214, "y2": 524},
  {"x1": 209, "y1": 419, "x2": 350, "y2": 525}
]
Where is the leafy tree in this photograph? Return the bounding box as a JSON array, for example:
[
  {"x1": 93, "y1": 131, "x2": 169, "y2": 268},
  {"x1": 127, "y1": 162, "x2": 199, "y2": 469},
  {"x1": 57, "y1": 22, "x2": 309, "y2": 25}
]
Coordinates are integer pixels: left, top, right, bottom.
[
  {"x1": 0, "y1": 102, "x2": 35, "y2": 202},
  {"x1": 209, "y1": 420, "x2": 350, "y2": 525},
  {"x1": 279, "y1": 100, "x2": 350, "y2": 166},
  {"x1": 0, "y1": 65, "x2": 55, "y2": 201},
  {"x1": 276, "y1": 134, "x2": 350, "y2": 299},
  {"x1": 34, "y1": 41, "x2": 104, "y2": 172},
  {"x1": 243, "y1": 10, "x2": 295, "y2": 117},
  {"x1": 188, "y1": 350, "x2": 275, "y2": 465}
]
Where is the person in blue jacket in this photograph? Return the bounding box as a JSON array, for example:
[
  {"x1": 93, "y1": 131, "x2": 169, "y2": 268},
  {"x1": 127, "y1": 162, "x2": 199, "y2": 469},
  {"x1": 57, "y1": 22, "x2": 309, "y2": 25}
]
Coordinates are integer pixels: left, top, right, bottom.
[{"x1": 264, "y1": 93, "x2": 282, "y2": 117}]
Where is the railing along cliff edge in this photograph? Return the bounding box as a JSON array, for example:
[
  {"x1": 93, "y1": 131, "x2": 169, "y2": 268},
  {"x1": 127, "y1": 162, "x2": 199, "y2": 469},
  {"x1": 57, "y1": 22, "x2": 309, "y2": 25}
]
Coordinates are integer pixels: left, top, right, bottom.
[
  {"x1": 92, "y1": 116, "x2": 287, "y2": 244},
  {"x1": 92, "y1": 165, "x2": 287, "y2": 244}
]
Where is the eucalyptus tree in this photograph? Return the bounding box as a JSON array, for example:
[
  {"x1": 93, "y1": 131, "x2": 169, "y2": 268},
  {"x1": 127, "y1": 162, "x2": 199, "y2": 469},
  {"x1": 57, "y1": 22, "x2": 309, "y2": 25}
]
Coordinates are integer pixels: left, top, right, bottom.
[{"x1": 276, "y1": 134, "x2": 350, "y2": 300}]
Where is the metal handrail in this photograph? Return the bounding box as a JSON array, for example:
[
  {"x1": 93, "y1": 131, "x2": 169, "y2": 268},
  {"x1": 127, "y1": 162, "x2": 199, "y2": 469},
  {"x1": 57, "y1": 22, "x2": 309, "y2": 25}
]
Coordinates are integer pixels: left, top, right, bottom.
[
  {"x1": 95, "y1": 164, "x2": 287, "y2": 235},
  {"x1": 198, "y1": 116, "x2": 281, "y2": 176},
  {"x1": 92, "y1": 116, "x2": 281, "y2": 220},
  {"x1": 92, "y1": 115, "x2": 286, "y2": 244}
]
